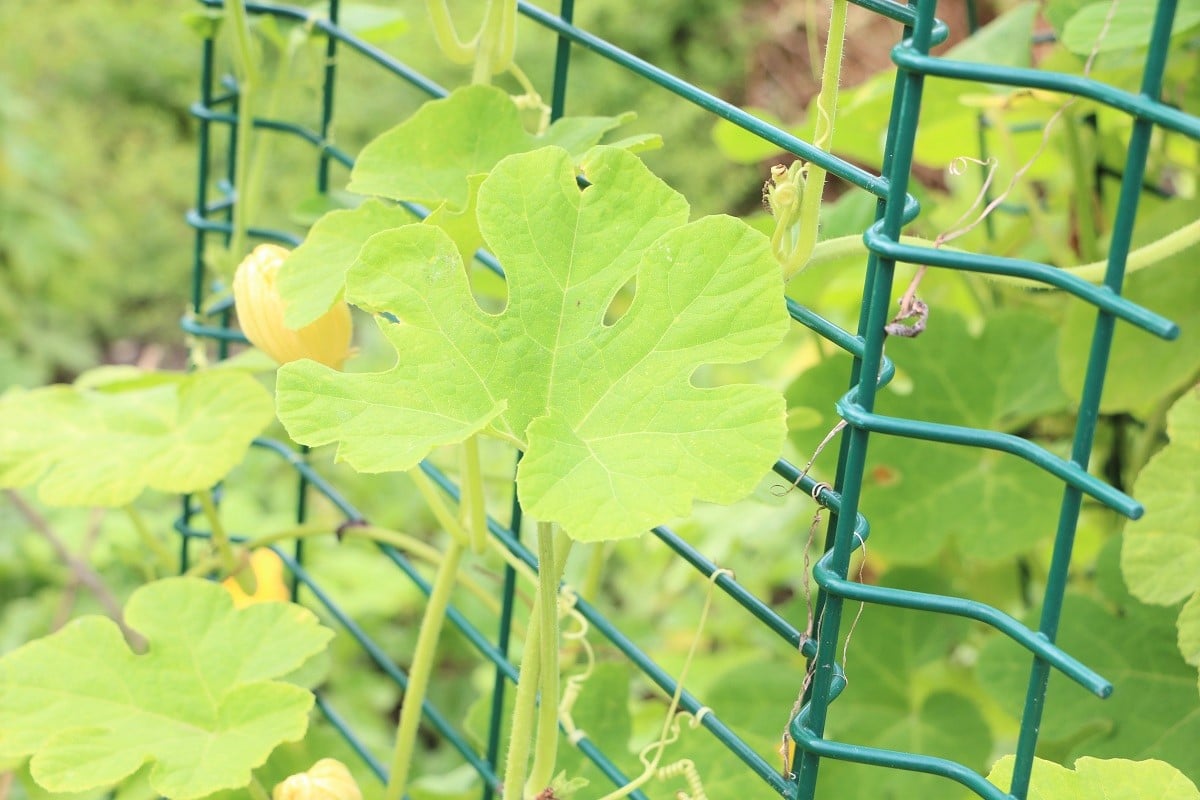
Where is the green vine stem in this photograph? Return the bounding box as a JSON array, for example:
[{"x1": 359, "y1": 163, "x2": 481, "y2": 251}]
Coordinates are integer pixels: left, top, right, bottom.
[
  {"x1": 195, "y1": 488, "x2": 254, "y2": 594},
  {"x1": 785, "y1": 0, "x2": 848, "y2": 280},
  {"x1": 802, "y1": 215, "x2": 1200, "y2": 289},
  {"x1": 427, "y1": 0, "x2": 477, "y2": 64},
  {"x1": 224, "y1": 0, "x2": 261, "y2": 271},
  {"x1": 384, "y1": 537, "x2": 466, "y2": 800},
  {"x1": 524, "y1": 522, "x2": 568, "y2": 796},
  {"x1": 503, "y1": 523, "x2": 573, "y2": 800},
  {"x1": 247, "y1": 775, "x2": 271, "y2": 800},
  {"x1": 1061, "y1": 110, "x2": 1102, "y2": 263},
  {"x1": 461, "y1": 437, "x2": 490, "y2": 554},
  {"x1": 502, "y1": 593, "x2": 543, "y2": 800},
  {"x1": 410, "y1": 468, "x2": 471, "y2": 549},
  {"x1": 427, "y1": 0, "x2": 517, "y2": 85},
  {"x1": 123, "y1": 504, "x2": 175, "y2": 575}
]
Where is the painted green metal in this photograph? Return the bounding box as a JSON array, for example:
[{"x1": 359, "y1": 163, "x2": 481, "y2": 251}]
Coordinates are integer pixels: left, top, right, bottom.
[{"x1": 181, "y1": 1, "x2": 1190, "y2": 799}]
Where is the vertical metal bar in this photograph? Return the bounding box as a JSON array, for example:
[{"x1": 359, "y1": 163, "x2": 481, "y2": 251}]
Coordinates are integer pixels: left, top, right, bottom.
[
  {"x1": 806, "y1": 16, "x2": 914, "y2": 668},
  {"x1": 192, "y1": 37, "x2": 216, "y2": 315},
  {"x1": 793, "y1": 0, "x2": 936, "y2": 795},
  {"x1": 1007, "y1": 0, "x2": 1179, "y2": 796},
  {"x1": 293, "y1": 445, "x2": 310, "y2": 601},
  {"x1": 483, "y1": 454, "x2": 525, "y2": 800},
  {"x1": 550, "y1": 0, "x2": 576, "y2": 121},
  {"x1": 317, "y1": 0, "x2": 341, "y2": 193}
]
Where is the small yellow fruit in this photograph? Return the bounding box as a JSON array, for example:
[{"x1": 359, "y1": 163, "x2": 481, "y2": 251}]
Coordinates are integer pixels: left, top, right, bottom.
[
  {"x1": 222, "y1": 549, "x2": 290, "y2": 608},
  {"x1": 273, "y1": 759, "x2": 363, "y2": 800},
  {"x1": 232, "y1": 244, "x2": 353, "y2": 369}
]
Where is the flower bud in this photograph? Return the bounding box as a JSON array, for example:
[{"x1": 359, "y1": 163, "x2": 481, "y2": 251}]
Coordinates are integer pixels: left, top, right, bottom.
[
  {"x1": 273, "y1": 759, "x2": 362, "y2": 800},
  {"x1": 222, "y1": 549, "x2": 289, "y2": 609},
  {"x1": 233, "y1": 244, "x2": 353, "y2": 369}
]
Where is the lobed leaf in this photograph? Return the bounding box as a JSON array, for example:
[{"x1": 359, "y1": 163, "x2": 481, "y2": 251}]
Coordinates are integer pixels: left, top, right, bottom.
[
  {"x1": 0, "y1": 369, "x2": 274, "y2": 507},
  {"x1": 0, "y1": 577, "x2": 333, "y2": 800},
  {"x1": 278, "y1": 145, "x2": 789, "y2": 542}
]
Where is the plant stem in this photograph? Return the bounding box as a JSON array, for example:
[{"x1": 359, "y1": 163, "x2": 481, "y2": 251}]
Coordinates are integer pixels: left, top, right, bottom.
[
  {"x1": 196, "y1": 489, "x2": 253, "y2": 593},
  {"x1": 225, "y1": 0, "x2": 261, "y2": 270},
  {"x1": 123, "y1": 504, "x2": 175, "y2": 575},
  {"x1": 472, "y1": 0, "x2": 509, "y2": 85},
  {"x1": 1061, "y1": 110, "x2": 1101, "y2": 262},
  {"x1": 579, "y1": 542, "x2": 608, "y2": 605},
  {"x1": 786, "y1": 0, "x2": 848, "y2": 280},
  {"x1": 502, "y1": 597, "x2": 543, "y2": 800},
  {"x1": 803, "y1": 218, "x2": 1200, "y2": 288},
  {"x1": 410, "y1": 468, "x2": 471, "y2": 549},
  {"x1": 524, "y1": 522, "x2": 565, "y2": 796},
  {"x1": 384, "y1": 537, "x2": 466, "y2": 800},
  {"x1": 461, "y1": 437, "x2": 490, "y2": 554},
  {"x1": 426, "y1": 0, "x2": 478, "y2": 64},
  {"x1": 5, "y1": 490, "x2": 138, "y2": 646},
  {"x1": 247, "y1": 776, "x2": 271, "y2": 800}
]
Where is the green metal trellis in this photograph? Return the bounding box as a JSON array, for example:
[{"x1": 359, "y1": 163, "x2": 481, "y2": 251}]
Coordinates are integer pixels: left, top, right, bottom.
[{"x1": 179, "y1": 1, "x2": 1188, "y2": 799}]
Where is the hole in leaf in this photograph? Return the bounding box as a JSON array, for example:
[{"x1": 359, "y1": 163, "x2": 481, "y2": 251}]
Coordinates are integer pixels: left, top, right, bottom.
[{"x1": 603, "y1": 275, "x2": 636, "y2": 327}]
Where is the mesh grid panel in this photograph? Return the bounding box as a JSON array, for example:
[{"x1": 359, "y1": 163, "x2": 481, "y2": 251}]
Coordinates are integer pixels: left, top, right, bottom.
[{"x1": 180, "y1": 2, "x2": 1191, "y2": 798}]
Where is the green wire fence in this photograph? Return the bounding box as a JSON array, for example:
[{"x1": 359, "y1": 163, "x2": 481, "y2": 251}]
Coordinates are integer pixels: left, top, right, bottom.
[{"x1": 179, "y1": 1, "x2": 1190, "y2": 799}]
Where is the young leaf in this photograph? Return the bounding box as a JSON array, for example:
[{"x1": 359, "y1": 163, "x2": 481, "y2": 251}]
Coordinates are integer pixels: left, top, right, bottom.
[
  {"x1": 347, "y1": 85, "x2": 634, "y2": 209},
  {"x1": 0, "y1": 370, "x2": 274, "y2": 507},
  {"x1": 278, "y1": 199, "x2": 416, "y2": 328},
  {"x1": 277, "y1": 146, "x2": 789, "y2": 542},
  {"x1": 986, "y1": 756, "x2": 1199, "y2": 800},
  {"x1": 0, "y1": 577, "x2": 333, "y2": 800}
]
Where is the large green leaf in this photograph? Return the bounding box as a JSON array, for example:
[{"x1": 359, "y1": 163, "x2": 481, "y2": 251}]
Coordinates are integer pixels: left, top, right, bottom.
[
  {"x1": 978, "y1": 545, "x2": 1200, "y2": 780},
  {"x1": 0, "y1": 369, "x2": 274, "y2": 506},
  {"x1": 0, "y1": 577, "x2": 333, "y2": 799},
  {"x1": 787, "y1": 311, "x2": 1069, "y2": 563},
  {"x1": 277, "y1": 146, "x2": 789, "y2": 542},
  {"x1": 986, "y1": 756, "x2": 1200, "y2": 799}
]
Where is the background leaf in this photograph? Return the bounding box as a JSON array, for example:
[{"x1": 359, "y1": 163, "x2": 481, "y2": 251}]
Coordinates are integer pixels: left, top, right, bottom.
[
  {"x1": 0, "y1": 577, "x2": 333, "y2": 799},
  {"x1": 986, "y1": 756, "x2": 1200, "y2": 799},
  {"x1": 787, "y1": 311, "x2": 1069, "y2": 563},
  {"x1": 978, "y1": 538, "x2": 1200, "y2": 781},
  {"x1": 0, "y1": 370, "x2": 274, "y2": 507}
]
